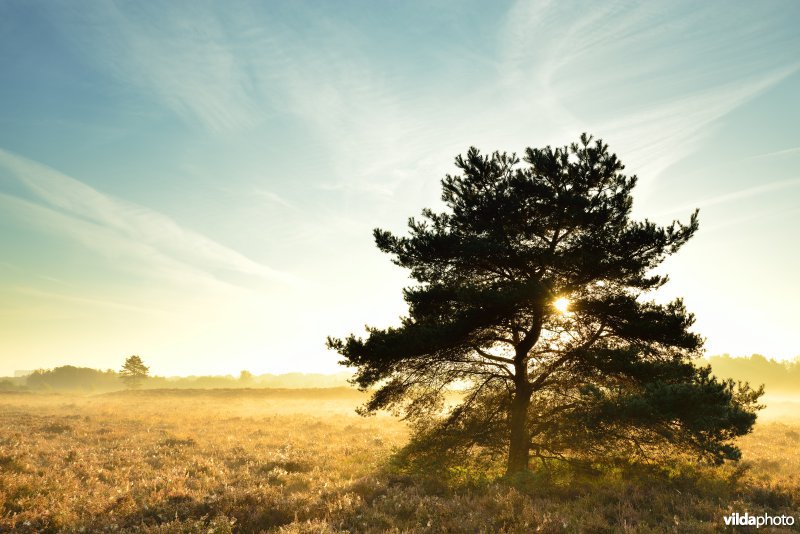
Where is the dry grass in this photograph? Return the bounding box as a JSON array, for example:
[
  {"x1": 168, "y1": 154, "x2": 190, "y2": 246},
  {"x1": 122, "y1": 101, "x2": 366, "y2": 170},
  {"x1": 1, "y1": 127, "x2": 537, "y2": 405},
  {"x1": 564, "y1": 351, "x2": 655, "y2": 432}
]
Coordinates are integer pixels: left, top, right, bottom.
[{"x1": 0, "y1": 390, "x2": 798, "y2": 533}]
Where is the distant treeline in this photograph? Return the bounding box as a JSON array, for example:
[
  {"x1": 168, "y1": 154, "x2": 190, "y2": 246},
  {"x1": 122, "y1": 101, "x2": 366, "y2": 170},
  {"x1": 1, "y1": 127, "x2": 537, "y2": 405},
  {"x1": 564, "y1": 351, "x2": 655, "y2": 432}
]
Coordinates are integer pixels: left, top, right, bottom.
[
  {"x1": 1, "y1": 355, "x2": 797, "y2": 394},
  {"x1": 706, "y1": 354, "x2": 800, "y2": 394},
  {"x1": 0, "y1": 366, "x2": 352, "y2": 393}
]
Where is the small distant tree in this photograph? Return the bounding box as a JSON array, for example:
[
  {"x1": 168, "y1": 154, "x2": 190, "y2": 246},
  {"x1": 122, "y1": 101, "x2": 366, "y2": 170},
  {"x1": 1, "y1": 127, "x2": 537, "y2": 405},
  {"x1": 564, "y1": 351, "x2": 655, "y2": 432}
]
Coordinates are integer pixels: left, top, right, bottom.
[
  {"x1": 239, "y1": 370, "x2": 254, "y2": 386},
  {"x1": 120, "y1": 355, "x2": 149, "y2": 389}
]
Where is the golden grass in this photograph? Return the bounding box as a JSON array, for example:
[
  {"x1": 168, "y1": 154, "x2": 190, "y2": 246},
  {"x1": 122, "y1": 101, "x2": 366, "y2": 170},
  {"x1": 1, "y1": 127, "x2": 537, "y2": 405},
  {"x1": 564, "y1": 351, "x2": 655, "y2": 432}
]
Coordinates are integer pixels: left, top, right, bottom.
[{"x1": 0, "y1": 390, "x2": 797, "y2": 533}]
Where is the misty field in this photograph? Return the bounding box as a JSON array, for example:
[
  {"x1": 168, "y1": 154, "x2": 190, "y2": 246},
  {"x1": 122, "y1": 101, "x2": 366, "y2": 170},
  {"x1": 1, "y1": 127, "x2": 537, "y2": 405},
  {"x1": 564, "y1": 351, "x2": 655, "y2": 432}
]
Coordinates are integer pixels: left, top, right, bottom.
[{"x1": 0, "y1": 390, "x2": 798, "y2": 533}]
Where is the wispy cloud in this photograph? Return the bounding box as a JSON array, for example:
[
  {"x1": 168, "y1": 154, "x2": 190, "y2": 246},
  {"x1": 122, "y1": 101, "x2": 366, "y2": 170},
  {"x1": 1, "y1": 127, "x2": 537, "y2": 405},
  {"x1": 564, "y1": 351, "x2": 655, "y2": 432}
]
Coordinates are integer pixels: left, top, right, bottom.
[
  {"x1": 746, "y1": 146, "x2": 800, "y2": 160},
  {"x1": 259, "y1": 0, "x2": 799, "y2": 207},
  {"x1": 8, "y1": 286, "x2": 171, "y2": 317},
  {"x1": 0, "y1": 149, "x2": 289, "y2": 287},
  {"x1": 701, "y1": 205, "x2": 800, "y2": 235},
  {"x1": 28, "y1": 0, "x2": 799, "y2": 200},
  {"x1": 498, "y1": 0, "x2": 799, "y2": 188},
  {"x1": 652, "y1": 177, "x2": 800, "y2": 218},
  {"x1": 253, "y1": 188, "x2": 295, "y2": 210},
  {"x1": 47, "y1": 2, "x2": 263, "y2": 132},
  {"x1": 595, "y1": 68, "x2": 797, "y2": 189},
  {"x1": 45, "y1": 2, "x2": 437, "y2": 197}
]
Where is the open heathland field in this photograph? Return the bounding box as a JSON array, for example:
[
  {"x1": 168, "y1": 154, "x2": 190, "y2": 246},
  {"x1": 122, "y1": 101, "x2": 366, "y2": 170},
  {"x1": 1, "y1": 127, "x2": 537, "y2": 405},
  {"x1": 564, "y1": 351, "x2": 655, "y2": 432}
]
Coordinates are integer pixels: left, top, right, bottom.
[{"x1": 0, "y1": 389, "x2": 798, "y2": 533}]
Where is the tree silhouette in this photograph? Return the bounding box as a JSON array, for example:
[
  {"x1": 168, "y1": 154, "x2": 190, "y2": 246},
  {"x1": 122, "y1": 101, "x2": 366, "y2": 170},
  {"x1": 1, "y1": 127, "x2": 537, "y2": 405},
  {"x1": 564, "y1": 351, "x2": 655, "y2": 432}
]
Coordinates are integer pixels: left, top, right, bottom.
[
  {"x1": 239, "y1": 370, "x2": 254, "y2": 386},
  {"x1": 119, "y1": 355, "x2": 149, "y2": 389},
  {"x1": 329, "y1": 134, "x2": 763, "y2": 476}
]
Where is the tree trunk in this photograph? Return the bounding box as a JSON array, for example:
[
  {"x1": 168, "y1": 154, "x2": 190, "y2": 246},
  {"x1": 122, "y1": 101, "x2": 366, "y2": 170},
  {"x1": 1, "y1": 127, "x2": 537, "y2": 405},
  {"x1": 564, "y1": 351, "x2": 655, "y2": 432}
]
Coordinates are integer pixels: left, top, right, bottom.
[
  {"x1": 507, "y1": 313, "x2": 541, "y2": 476},
  {"x1": 506, "y1": 387, "x2": 532, "y2": 476}
]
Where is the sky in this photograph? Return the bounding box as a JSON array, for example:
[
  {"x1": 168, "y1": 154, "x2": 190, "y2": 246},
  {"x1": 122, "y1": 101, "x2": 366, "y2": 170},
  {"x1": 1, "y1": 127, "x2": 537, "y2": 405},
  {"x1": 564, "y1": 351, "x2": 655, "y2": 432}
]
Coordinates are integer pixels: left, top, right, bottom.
[{"x1": 0, "y1": 1, "x2": 798, "y2": 376}]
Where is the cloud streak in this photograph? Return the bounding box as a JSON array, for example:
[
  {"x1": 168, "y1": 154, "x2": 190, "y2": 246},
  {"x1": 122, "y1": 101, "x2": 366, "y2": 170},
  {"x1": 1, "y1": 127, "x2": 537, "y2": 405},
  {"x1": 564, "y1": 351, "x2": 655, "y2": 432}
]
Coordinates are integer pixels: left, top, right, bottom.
[
  {"x1": 47, "y1": 2, "x2": 263, "y2": 132},
  {"x1": 746, "y1": 146, "x2": 800, "y2": 160},
  {"x1": 0, "y1": 149, "x2": 289, "y2": 287},
  {"x1": 498, "y1": 0, "x2": 799, "y2": 188},
  {"x1": 8, "y1": 286, "x2": 172, "y2": 316},
  {"x1": 652, "y1": 177, "x2": 800, "y2": 218}
]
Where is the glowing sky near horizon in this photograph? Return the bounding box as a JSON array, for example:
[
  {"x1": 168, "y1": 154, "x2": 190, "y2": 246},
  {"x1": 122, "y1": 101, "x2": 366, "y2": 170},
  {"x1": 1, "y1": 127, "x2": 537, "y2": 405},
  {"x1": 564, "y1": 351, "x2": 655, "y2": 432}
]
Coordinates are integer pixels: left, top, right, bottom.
[{"x1": 0, "y1": 1, "x2": 799, "y2": 376}]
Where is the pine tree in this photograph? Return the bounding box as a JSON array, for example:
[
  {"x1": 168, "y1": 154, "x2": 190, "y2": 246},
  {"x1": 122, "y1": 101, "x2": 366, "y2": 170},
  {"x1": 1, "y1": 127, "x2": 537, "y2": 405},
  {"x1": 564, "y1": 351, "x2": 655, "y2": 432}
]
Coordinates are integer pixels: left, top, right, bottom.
[
  {"x1": 328, "y1": 134, "x2": 763, "y2": 476},
  {"x1": 119, "y1": 355, "x2": 149, "y2": 390}
]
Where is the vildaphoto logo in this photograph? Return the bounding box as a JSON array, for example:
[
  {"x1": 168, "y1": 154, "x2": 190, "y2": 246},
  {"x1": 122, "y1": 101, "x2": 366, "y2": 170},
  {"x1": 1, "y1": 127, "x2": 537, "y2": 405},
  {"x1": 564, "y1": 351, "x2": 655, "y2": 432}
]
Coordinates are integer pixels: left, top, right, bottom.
[{"x1": 723, "y1": 512, "x2": 795, "y2": 528}]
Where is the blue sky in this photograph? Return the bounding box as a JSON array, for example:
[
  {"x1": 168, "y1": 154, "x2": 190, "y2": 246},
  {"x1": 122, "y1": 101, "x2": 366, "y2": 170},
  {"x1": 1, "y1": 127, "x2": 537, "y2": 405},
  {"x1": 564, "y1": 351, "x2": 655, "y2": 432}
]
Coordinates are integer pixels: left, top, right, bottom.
[{"x1": 1, "y1": 1, "x2": 798, "y2": 376}]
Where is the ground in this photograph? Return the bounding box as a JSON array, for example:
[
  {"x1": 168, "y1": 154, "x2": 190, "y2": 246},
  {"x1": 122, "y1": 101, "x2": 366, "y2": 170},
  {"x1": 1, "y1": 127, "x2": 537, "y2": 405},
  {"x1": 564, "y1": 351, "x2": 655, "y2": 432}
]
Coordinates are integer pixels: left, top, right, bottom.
[{"x1": 0, "y1": 389, "x2": 798, "y2": 533}]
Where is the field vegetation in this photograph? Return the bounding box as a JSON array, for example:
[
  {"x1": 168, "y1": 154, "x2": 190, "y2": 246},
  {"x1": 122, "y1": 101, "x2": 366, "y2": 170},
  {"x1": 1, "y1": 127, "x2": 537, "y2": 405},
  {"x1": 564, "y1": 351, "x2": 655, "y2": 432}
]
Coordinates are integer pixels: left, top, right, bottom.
[{"x1": 0, "y1": 389, "x2": 798, "y2": 533}]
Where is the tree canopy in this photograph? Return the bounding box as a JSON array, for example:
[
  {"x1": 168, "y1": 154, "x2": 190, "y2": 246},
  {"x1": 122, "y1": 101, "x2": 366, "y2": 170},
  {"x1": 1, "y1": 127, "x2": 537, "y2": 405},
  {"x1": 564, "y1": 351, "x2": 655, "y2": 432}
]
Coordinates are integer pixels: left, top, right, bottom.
[
  {"x1": 328, "y1": 134, "x2": 763, "y2": 476},
  {"x1": 120, "y1": 355, "x2": 150, "y2": 389}
]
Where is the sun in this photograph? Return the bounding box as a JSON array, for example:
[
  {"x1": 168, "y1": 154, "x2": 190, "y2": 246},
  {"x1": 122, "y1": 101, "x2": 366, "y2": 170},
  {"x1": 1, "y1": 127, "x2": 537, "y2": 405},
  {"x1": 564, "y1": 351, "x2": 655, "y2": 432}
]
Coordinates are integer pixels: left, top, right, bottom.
[{"x1": 553, "y1": 297, "x2": 570, "y2": 314}]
